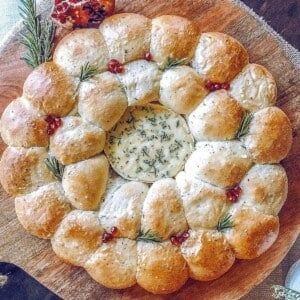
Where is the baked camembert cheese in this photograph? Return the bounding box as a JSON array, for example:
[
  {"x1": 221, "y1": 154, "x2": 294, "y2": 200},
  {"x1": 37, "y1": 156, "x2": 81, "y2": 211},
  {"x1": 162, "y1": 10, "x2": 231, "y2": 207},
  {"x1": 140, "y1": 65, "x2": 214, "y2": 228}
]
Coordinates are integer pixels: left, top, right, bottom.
[{"x1": 0, "y1": 13, "x2": 292, "y2": 295}]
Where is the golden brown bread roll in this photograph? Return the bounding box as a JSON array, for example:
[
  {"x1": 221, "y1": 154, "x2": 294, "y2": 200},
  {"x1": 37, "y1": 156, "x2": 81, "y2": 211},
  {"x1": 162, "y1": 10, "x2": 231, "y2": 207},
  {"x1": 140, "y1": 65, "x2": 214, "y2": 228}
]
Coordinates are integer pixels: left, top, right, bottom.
[
  {"x1": 99, "y1": 13, "x2": 151, "y2": 64},
  {"x1": 50, "y1": 116, "x2": 106, "y2": 165},
  {"x1": 0, "y1": 98, "x2": 49, "y2": 147},
  {"x1": 0, "y1": 147, "x2": 55, "y2": 196},
  {"x1": 62, "y1": 155, "x2": 109, "y2": 210},
  {"x1": 78, "y1": 71, "x2": 128, "y2": 131},
  {"x1": 136, "y1": 241, "x2": 189, "y2": 294},
  {"x1": 85, "y1": 238, "x2": 137, "y2": 289},
  {"x1": 99, "y1": 181, "x2": 149, "y2": 239},
  {"x1": 176, "y1": 172, "x2": 230, "y2": 229},
  {"x1": 243, "y1": 107, "x2": 292, "y2": 163},
  {"x1": 192, "y1": 32, "x2": 249, "y2": 82},
  {"x1": 230, "y1": 63, "x2": 277, "y2": 112},
  {"x1": 224, "y1": 207, "x2": 279, "y2": 259},
  {"x1": 160, "y1": 65, "x2": 208, "y2": 114},
  {"x1": 150, "y1": 15, "x2": 199, "y2": 67},
  {"x1": 51, "y1": 210, "x2": 103, "y2": 266},
  {"x1": 23, "y1": 62, "x2": 76, "y2": 116},
  {"x1": 15, "y1": 182, "x2": 71, "y2": 239},
  {"x1": 238, "y1": 164, "x2": 288, "y2": 216},
  {"x1": 117, "y1": 60, "x2": 162, "y2": 106},
  {"x1": 185, "y1": 141, "x2": 253, "y2": 188},
  {"x1": 181, "y1": 229, "x2": 235, "y2": 281},
  {"x1": 141, "y1": 178, "x2": 187, "y2": 240},
  {"x1": 53, "y1": 28, "x2": 110, "y2": 76},
  {"x1": 187, "y1": 90, "x2": 244, "y2": 141}
]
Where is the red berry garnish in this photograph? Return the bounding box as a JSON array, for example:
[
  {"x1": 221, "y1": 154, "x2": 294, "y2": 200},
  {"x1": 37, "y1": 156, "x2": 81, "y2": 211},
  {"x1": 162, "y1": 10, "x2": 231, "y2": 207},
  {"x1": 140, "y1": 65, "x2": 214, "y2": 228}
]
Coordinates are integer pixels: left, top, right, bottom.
[
  {"x1": 205, "y1": 80, "x2": 230, "y2": 92},
  {"x1": 144, "y1": 52, "x2": 152, "y2": 62},
  {"x1": 226, "y1": 185, "x2": 242, "y2": 202},
  {"x1": 170, "y1": 236, "x2": 180, "y2": 246},
  {"x1": 110, "y1": 226, "x2": 118, "y2": 237},
  {"x1": 45, "y1": 115, "x2": 63, "y2": 136},
  {"x1": 108, "y1": 59, "x2": 124, "y2": 74},
  {"x1": 102, "y1": 232, "x2": 113, "y2": 243}
]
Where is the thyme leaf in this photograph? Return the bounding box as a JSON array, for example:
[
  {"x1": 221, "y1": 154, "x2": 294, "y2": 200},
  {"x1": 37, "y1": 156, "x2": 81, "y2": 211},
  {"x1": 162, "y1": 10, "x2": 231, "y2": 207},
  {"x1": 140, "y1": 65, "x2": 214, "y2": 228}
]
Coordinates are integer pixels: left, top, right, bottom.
[
  {"x1": 79, "y1": 62, "x2": 98, "y2": 82},
  {"x1": 271, "y1": 285, "x2": 300, "y2": 299},
  {"x1": 137, "y1": 229, "x2": 162, "y2": 243},
  {"x1": 45, "y1": 155, "x2": 65, "y2": 181},
  {"x1": 19, "y1": 0, "x2": 56, "y2": 69},
  {"x1": 161, "y1": 56, "x2": 189, "y2": 71},
  {"x1": 236, "y1": 112, "x2": 253, "y2": 139},
  {"x1": 216, "y1": 214, "x2": 234, "y2": 232}
]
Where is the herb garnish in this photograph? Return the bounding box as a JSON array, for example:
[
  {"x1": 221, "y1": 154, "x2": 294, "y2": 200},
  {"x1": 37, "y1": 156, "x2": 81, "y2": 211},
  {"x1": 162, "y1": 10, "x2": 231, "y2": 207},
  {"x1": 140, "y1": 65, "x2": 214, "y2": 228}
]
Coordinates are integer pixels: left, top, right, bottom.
[
  {"x1": 161, "y1": 57, "x2": 189, "y2": 71},
  {"x1": 271, "y1": 285, "x2": 300, "y2": 299},
  {"x1": 45, "y1": 155, "x2": 65, "y2": 181},
  {"x1": 79, "y1": 62, "x2": 98, "y2": 82},
  {"x1": 216, "y1": 214, "x2": 234, "y2": 232},
  {"x1": 19, "y1": 0, "x2": 56, "y2": 69},
  {"x1": 236, "y1": 112, "x2": 253, "y2": 139},
  {"x1": 137, "y1": 229, "x2": 162, "y2": 243}
]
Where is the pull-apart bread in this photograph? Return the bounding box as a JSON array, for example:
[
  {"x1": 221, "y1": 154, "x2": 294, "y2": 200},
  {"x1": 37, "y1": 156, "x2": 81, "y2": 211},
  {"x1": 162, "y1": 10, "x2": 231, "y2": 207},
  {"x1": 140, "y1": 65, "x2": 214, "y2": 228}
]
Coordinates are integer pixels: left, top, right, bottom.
[{"x1": 0, "y1": 13, "x2": 292, "y2": 294}]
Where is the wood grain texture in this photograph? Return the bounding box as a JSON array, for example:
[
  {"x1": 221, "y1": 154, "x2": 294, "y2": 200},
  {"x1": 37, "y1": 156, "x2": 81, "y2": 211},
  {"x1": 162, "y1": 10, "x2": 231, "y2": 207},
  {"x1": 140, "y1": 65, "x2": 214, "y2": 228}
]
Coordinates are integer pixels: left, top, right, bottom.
[{"x1": 0, "y1": 0, "x2": 299, "y2": 299}]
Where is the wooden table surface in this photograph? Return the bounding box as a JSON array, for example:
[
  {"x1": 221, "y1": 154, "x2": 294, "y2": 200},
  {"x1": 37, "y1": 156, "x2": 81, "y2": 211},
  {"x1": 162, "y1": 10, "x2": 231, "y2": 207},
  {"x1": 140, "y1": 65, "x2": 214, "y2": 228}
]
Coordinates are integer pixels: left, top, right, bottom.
[{"x1": 242, "y1": 0, "x2": 299, "y2": 50}]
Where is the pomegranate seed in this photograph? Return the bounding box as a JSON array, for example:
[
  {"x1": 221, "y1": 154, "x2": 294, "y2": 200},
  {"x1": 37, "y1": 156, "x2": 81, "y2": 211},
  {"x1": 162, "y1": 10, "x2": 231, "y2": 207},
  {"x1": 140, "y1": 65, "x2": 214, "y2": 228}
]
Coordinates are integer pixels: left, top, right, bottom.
[
  {"x1": 102, "y1": 232, "x2": 113, "y2": 243},
  {"x1": 221, "y1": 82, "x2": 230, "y2": 90},
  {"x1": 226, "y1": 185, "x2": 242, "y2": 202},
  {"x1": 170, "y1": 236, "x2": 180, "y2": 246},
  {"x1": 144, "y1": 52, "x2": 152, "y2": 61},
  {"x1": 214, "y1": 83, "x2": 221, "y2": 90},
  {"x1": 108, "y1": 59, "x2": 124, "y2": 74},
  {"x1": 110, "y1": 226, "x2": 118, "y2": 237},
  {"x1": 181, "y1": 231, "x2": 190, "y2": 241},
  {"x1": 55, "y1": 0, "x2": 63, "y2": 4},
  {"x1": 45, "y1": 115, "x2": 62, "y2": 136}
]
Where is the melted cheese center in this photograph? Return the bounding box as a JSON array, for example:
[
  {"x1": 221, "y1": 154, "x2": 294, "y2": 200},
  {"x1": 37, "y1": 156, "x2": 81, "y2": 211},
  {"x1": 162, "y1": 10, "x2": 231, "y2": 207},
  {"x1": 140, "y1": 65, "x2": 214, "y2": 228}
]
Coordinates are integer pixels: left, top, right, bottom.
[{"x1": 105, "y1": 104, "x2": 194, "y2": 183}]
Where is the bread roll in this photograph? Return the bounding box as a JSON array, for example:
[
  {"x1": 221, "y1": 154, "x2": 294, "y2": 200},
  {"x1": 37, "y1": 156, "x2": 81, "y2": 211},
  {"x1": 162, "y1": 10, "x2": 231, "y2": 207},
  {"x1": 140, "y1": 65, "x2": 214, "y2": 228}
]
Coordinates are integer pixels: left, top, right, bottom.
[
  {"x1": 150, "y1": 15, "x2": 199, "y2": 67},
  {"x1": 118, "y1": 60, "x2": 162, "y2": 106},
  {"x1": 50, "y1": 116, "x2": 106, "y2": 165},
  {"x1": 238, "y1": 164, "x2": 288, "y2": 215},
  {"x1": 230, "y1": 63, "x2": 277, "y2": 112},
  {"x1": 62, "y1": 155, "x2": 109, "y2": 210},
  {"x1": 99, "y1": 181, "x2": 149, "y2": 239},
  {"x1": 99, "y1": 13, "x2": 151, "y2": 64},
  {"x1": 15, "y1": 182, "x2": 71, "y2": 238},
  {"x1": 187, "y1": 90, "x2": 244, "y2": 141},
  {"x1": 192, "y1": 32, "x2": 249, "y2": 82},
  {"x1": 136, "y1": 241, "x2": 189, "y2": 294},
  {"x1": 181, "y1": 229, "x2": 235, "y2": 281},
  {"x1": 51, "y1": 210, "x2": 103, "y2": 266},
  {"x1": 0, "y1": 98, "x2": 49, "y2": 147},
  {"x1": 224, "y1": 207, "x2": 279, "y2": 259},
  {"x1": 185, "y1": 141, "x2": 253, "y2": 188},
  {"x1": 0, "y1": 147, "x2": 55, "y2": 196},
  {"x1": 78, "y1": 71, "x2": 128, "y2": 131},
  {"x1": 23, "y1": 62, "x2": 76, "y2": 116},
  {"x1": 141, "y1": 178, "x2": 187, "y2": 240},
  {"x1": 176, "y1": 172, "x2": 230, "y2": 229},
  {"x1": 85, "y1": 238, "x2": 137, "y2": 289},
  {"x1": 53, "y1": 29, "x2": 109, "y2": 76},
  {"x1": 160, "y1": 66, "x2": 208, "y2": 114},
  {"x1": 243, "y1": 107, "x2": 292, "y2": 163}
]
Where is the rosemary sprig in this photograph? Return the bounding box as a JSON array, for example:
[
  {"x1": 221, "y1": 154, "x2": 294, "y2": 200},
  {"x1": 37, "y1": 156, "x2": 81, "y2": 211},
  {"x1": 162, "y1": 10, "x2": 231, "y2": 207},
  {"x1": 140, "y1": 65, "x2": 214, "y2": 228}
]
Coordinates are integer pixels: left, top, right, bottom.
[
  {"x1": 161, "y1": 56, "x2": 189, "y2": 71},
  {"x1": 216, "y1": 214, "x2": 234, "y2": 232},
  {"x1": 137, "y1": 229, "x2": 162, "y2": 243},
  {"x1": 271, "y1": 285, "x2": 300, "y2": 299},
  {"x1": 19, "y1": 0, "x2": 56, "y2": 69},
  {"x1": 45, "y1": 155, "x2": 65, "y2": 181},
  {"x1": 79, "y1": 62, "x2": 99, "y2": 82},
  {"x1": 236, "y1": 112, "x2": 253, "y2": 139}
]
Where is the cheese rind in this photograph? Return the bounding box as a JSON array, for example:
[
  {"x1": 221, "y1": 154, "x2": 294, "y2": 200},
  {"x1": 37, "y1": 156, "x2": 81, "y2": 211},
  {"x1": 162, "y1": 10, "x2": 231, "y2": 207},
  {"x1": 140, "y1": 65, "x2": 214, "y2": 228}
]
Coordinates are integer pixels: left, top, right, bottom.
[{"x1": 105, "y1": 104, "x2": 194, "y2": 182}]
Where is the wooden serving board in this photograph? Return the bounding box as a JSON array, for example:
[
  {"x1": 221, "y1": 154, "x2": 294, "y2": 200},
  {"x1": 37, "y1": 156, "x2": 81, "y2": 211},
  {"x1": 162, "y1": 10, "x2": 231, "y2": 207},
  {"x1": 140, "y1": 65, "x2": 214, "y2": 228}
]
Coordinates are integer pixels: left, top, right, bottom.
[{"x1": 0, "y1": 0, "x2": 299, "y2": 299}]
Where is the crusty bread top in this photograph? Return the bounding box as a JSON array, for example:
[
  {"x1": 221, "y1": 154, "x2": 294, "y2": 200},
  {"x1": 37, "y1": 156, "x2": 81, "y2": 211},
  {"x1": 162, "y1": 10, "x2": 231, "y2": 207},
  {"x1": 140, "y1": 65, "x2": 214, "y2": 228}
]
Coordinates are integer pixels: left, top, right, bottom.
[{"x1": 0, "y1": 13, "x2": 293, "y2": 295}]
